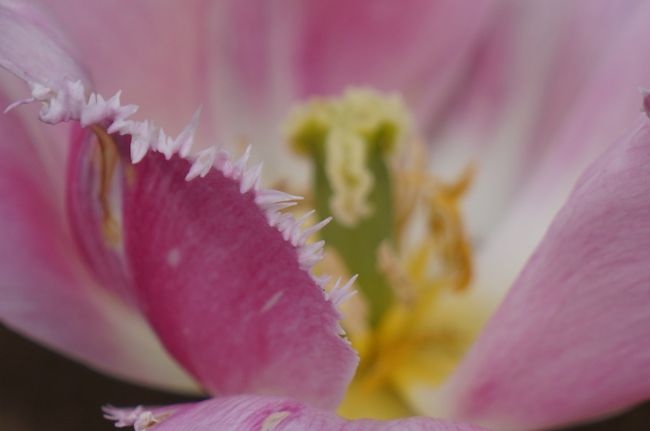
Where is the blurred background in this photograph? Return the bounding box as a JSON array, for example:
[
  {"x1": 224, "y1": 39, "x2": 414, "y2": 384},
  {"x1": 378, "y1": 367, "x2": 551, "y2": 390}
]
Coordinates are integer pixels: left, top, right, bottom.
[{"x1": 2, "y1": 325, "x2": 649, "y2": 430}]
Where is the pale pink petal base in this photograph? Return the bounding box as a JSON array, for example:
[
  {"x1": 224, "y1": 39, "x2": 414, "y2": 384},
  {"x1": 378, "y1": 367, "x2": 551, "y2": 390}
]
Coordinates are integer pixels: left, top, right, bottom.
[
  {"x1": 104, "y1": 396, "x2": 488, "y2": 431},
  {"x1": 444, "y1": 122, "x2": 650, "y2": 430}
]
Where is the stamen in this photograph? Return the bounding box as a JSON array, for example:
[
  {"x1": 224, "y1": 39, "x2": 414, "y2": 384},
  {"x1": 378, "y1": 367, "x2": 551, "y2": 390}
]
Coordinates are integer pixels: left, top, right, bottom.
[
  {"x1": 90, "y1": 125, "x2": 122, "y2": 247},
  {"x1": 283, "y1": 88, "x2": 411, "y2": 326}
]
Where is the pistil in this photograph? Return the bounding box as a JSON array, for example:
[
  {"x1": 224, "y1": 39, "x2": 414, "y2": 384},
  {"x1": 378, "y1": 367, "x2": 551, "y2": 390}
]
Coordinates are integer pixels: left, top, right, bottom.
[
  {"x1": 284, "y1": 88, "x2": 479, "y2": 419},
  {"x1": 285, "y1": 89, "x2": 409, "y2": 325}
]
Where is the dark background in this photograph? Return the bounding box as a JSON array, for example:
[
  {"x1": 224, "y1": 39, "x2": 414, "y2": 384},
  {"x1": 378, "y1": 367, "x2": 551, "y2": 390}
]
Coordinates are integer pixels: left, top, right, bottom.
[{"x1": 1, "y1": 325, "x2": 648, "y2": 430}]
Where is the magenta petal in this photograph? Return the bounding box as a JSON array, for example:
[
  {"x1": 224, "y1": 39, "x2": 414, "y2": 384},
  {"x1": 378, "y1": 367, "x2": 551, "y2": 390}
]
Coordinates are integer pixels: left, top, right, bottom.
[
  {"x1": 1, "y1": 4, "x2": 358, "y2": 399},
  {"x1": 446, "y1": 122, "x2": 650, "y2": 429},
  {"x1": 104, "y1": 396, "x2": 487, "y2": 431},
  {"x1": 119, "y1": 149, "x2": 357, "y2": 409},
  {"x1": 58, "y1": 84, "x2": 357, "y2": 407}
]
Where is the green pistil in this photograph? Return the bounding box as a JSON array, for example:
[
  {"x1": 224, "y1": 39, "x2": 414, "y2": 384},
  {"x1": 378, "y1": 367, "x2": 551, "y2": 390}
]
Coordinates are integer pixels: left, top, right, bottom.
[{"x1": 285, "y1": 88, "x2": 411, "y2": 326}]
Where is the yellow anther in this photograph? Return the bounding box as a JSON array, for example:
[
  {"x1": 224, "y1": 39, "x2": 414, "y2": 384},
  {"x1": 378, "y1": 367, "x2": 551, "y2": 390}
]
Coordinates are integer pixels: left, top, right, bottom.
[
  {"x1": 426, "y1": 164, "x2": 475, "y2": 291},
  {"x1": 395, "y1": 163, "x2": 475, "y2": 293}
]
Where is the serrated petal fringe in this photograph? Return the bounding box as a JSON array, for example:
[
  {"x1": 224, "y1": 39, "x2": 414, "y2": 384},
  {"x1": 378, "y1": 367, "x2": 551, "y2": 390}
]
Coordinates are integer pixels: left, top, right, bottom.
[{"x1": 6, "y1": 80, "x2": 357, "y2": 311}]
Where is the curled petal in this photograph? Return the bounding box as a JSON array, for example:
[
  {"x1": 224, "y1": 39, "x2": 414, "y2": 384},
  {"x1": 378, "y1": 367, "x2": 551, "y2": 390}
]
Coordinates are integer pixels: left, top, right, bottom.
[
  {"x1": 0, "y1": 4, "x2": 197, "y2": 391},
  {"x1": 104, "y1": 396, "x2": 488, "y2": 431},
  {"x1": 1, "y1": 1, "x2": 358, "y2": 402},
  {"x1": 443, "y1": 122, "x2": 650, "y2": 429},
  {"x1": 0, "y1": 90, "x2": 195, "y2": 391},
  {"x1": 46, "y1": 81, "x2": 358, "y2": 408}
]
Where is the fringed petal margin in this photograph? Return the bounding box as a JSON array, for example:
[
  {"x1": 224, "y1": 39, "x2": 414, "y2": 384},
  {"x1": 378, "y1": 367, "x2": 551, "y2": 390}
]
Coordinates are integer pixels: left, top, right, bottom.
[
  {"x1": 103, "y1": 396, "x2": 488, "y2": 431},
  {"x1": 13, "y1": 78, "x2": 357, "y2": 409}
]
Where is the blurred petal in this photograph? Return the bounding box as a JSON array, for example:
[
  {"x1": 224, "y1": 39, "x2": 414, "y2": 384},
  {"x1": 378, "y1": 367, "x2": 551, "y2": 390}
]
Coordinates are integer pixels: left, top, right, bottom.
[
  {"x1": 429, "y1": 0, "x2": 647, "y2": 244},
  {"x1": 34, "y1": 0, "x2": 497, "y2": 184},
  {"x1": 291, "y1": 0, "x2": 496, "y2": 126},
  {"x1": 473, "y1": 0, "x2": 650, "y2": 307},
  {"x1": 38, "y1": 0, "x2": 216, "y2": 140},
  {"x1": 104, "y1": 396, "x2": 488, "y2": 431},
  {"x1": 442, "y1": 121, "x2": 650, "y2": 429},
  {"x1": 0, "y1": 90, "x2": 196, "y2": 392},
  {"x1": 0, "y1": 0, "x2": 88, "y2": 89},
  {"x1": 210, "y1": 0, "x2": 496, "y2": 183}
]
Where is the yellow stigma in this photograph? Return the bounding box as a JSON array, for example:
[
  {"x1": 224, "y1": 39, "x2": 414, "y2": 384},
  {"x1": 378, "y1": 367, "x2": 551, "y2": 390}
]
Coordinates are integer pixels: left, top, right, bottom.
[{"x1": 285, "y1": 88, "x2": 410, "y2": 226}]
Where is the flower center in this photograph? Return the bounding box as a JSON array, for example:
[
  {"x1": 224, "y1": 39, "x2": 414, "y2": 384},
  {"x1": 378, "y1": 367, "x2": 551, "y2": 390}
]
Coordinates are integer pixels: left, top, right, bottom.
[{"x1": 284, "y1": 88, "x2": 482, "y2": 419}]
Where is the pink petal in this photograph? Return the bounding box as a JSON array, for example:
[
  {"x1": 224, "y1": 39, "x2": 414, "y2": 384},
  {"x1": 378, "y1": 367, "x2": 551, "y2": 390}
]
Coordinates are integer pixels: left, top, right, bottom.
[
  {"x1": 210, "y1": 0, "x2": 497, "y2": 131},
  {"x1": 472, "y1": 0, "x2": 650, "y2": 308},
  {"x1": 2, "y1": 2, "x2": 358, "y2": 404},
  {"x1": 290, "y1": 0, "x2": 496, "y2": 128},
  {"x1": 197, "y1": 0, "x2": 497, "y2": 182},
  {"x1": 104, "y1": 396, "x2": 488, "y2": 431},
  {"x1": 443, "y1": 122, "x2": 650, "y2": 429},
  {"x1": 0, "y1": 89, "x2": 196, "y2": 391},
  {"x1": 122, "y1": 147, "x2": 356, "y2": 409},
  {"x1": 58, "y1": 85, "x2": 357, "y2": 408},
  {"x1": 38, "y1": 0, "x2": 216, "y2": 140},
  {"x1": 429, "y1": 0, "x2": 647, "y2": 244},
  {"x1": 35, "y1": 1, "x2": 496, "y2": 183},
  {"x1": 0, "y1": 0, "x2": 88, "y2": 89},
  {"x1": 124, "y1": 155, "x2": 356, "y2": 408},
  {"x1": 2, "y1": 3, "x2": 357, "y2": 404},
  {"x1": 0, "y1": 1, "x2": 198, "y2": 392}
]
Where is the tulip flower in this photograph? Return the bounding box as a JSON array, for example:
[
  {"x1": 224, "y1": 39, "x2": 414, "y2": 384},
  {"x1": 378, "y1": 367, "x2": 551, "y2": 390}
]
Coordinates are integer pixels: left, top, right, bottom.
[{"x1": 1, "y1": 1, "x2": 650, "y2": 431}]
